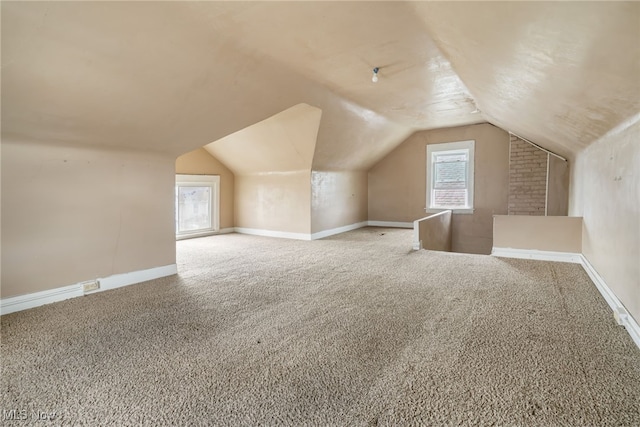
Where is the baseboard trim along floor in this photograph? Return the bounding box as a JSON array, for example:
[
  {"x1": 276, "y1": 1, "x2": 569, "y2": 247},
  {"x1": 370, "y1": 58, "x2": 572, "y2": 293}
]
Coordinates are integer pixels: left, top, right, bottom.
[
  {"x1": 235, "y1": 222, "x2": 370, "y2": 241},
  {"x1": 310, "y1": 222, "x2": 369, "y2": 240},
  {"x1": 491, "y1": 247, "x2": 583, "y2": 264},
  {"x1": 578, "y1": 254, "x2": 640, "y2": 349},
  {"x1": 233, "y1": 227, "x2": 313, "y2": 241},
  {"x1": 367, "y1": 221, "x2": 414, "y2": 229},
  {"x1": 0, "y1": 264, "x2": 178, "y2": 316},
  {"x1": 492, "y1": 247, "x2": 640, "y2": 350},
  {"x1": 176, "y1": 228, "x2": 234, "y2": 241}
]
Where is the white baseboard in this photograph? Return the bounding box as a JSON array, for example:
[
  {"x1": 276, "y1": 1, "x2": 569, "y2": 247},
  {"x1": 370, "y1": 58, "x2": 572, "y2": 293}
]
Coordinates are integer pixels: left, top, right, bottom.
[
  {"x1": 579, "y1": 255, "x2": 640, "y2": 349},
  {"x1": 311, "y1": 221, "x2": 368, "y2": 240},
  {"x1": 0, "y1": 285, "x2": 83, "y2": 316},
  {"x1": 0, "y1": 264, "x2": 178, "y2": 316},
  {"x1": 235, "y1": 222, "x2": 410, "y2": 241},
  {"x1": 367, "y1": 221, "x2": 414, "y2": 228},
  {"x1": 176, "y1": 227, "x2": 234, "y2": 241},
  {"x1": 233, "y1": 227, "x2": 312, "y2": 241},
  {"x1": 491, "y1": 247, "x2": 582, "y2": 264},
  {"x1": 98, "y1": 264, "x2": 178, "y2": 292},
  {"x1": 491, "y1": 247, "x2": 639, "y2": 349}
]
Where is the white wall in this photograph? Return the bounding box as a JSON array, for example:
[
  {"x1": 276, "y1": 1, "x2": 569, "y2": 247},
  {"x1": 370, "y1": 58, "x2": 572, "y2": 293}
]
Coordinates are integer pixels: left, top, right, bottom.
[{"x1": 570, "y1": 114, "x2": 640, "y2": 324}]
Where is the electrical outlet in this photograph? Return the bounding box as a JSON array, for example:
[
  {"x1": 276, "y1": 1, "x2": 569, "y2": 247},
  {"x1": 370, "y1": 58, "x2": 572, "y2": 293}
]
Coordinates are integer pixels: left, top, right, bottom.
[{"x1": 82, "y1": 280, "x2": 100, "y2": 293}]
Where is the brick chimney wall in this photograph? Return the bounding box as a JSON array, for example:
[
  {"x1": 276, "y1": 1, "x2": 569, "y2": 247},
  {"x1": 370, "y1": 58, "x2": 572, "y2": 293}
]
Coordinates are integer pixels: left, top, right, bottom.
[{"x1": 508, "y1": 135, "x2": 548, "y2": 215}]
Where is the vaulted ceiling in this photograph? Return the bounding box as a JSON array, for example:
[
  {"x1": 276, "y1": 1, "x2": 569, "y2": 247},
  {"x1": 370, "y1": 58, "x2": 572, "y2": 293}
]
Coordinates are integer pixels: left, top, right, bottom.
[{"x1": 2, "y1": 2, "x2": 638, "y2": 170}]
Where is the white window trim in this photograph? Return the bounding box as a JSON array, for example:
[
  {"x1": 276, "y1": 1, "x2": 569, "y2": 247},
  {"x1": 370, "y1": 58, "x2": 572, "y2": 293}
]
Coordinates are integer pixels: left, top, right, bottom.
[
  {"x1": 175, "y1": 174, "x2": 220, "y2": 240},
  {"x1": 426, "y1": 140, "x2": 475, "y2": 215}
]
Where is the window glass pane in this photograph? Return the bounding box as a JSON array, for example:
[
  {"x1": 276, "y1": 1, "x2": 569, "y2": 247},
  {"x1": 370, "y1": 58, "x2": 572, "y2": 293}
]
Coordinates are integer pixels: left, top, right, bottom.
[
  {"x1": 177, "y1": 186, "x2": 211, "y2": 233},
  {"x1": 435, "y1": 153, "x2": 467, "y2": 163},
  {"x1": 433, "y1": 189, "x2": 468, "y2": 207},
  {"x1": 432, "y1": 150, "x2": 468, "y2": 207},
  {"x1": 427, "y1": 141, "x2": 474, "y2": 211},
  {"x1": 434, "y1": 160, "x2": 467, "y2": 189}
]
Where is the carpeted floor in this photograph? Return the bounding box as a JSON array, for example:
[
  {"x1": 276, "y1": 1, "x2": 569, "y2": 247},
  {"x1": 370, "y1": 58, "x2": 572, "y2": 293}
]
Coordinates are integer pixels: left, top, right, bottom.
[{"x1": 1, "y1": 227, "x2": 639, "y2": 426}]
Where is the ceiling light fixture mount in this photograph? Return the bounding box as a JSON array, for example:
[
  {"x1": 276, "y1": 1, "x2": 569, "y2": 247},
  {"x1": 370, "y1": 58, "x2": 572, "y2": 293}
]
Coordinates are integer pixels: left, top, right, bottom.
[{"x1": 372, "y1": 67, "x2": 379, "y2": 83}]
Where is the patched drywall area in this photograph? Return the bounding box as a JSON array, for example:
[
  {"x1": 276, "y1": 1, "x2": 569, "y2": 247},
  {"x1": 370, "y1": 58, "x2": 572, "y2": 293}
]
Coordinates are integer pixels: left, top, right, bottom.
[
  {"x1": 175, "y1": 148, "x2": 235, "y2": 230},
  {"x1": 1, "y1": 138, "x2": 176, "y2": 299},
  {"x1": 311, "y1": 171, "x2": 368, "y2": 234},
  {"x1": 368, "y1": 123, "x2": 510, "y2": 254},
  {"x1": 571, "y1": 114, "x2": 640, "y2": 325}
]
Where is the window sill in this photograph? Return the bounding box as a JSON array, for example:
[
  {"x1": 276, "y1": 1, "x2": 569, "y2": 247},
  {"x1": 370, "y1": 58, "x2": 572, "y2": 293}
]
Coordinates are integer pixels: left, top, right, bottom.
[{"x1": 425, "y1": 208, "x2": 475, "y2": 215}]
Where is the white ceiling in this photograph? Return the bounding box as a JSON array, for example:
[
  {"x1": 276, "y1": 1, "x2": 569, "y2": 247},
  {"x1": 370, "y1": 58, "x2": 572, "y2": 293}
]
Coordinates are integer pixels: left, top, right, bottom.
[
  {"x1": 411, "y1": 1, "x2": 640, "y2": 158},
  {"x1": 185, "y1": 1, "x2": 481, "y2": 129},
  {"x1": 2, "y1": 1, "x2": 638, "y2": 169}
]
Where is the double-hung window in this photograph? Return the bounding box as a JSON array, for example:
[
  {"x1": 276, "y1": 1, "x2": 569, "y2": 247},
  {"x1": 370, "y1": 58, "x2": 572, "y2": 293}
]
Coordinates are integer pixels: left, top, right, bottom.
[
  {"x1": 175, "y1": 175, "x2": 220, "y2": 239},
  {"x1": 426, "y1": 140, "x2": 475, "y2": 214}
]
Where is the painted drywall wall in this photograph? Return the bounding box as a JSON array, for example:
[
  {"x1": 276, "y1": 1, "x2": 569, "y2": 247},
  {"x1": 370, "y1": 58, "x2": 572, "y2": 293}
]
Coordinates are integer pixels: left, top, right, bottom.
[
  {"x1": 175, "y1": 148, "x2": 234, "y2": 230},
  {"x1": 415, "y1": 211, "x2": 452, "y2": 252},
  {"x1": 311, "y1": 171, "x2": 368, "y2": 234},
  {"x1": 547, "y1": 155, "x2": 570, "y2": 216},
  {"x1": 235, "y1": 171, "x2": 311, "y2": 235},
  {"x1": 570, "y1": 114, "x2": 640, "y2": 325},
  {"x1": 1, "y1": 138, "x2": 176, "y2": 299},
  {"x1": 493, "y1": 216, "x2": 582, "y2": 253},
  {"x1": 368, "y1": 123, "x2": 509, "y2": 254}
]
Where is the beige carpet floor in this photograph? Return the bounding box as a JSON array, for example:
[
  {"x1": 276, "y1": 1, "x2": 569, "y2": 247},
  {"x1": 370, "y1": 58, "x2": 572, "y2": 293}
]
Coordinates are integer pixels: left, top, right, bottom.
[{"x1": 1, "y1": 227, "x2": 639, "y2": 426}]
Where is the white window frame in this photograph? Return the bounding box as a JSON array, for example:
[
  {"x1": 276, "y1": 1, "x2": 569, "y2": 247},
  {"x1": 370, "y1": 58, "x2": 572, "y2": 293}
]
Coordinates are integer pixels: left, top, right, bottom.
[
  {"x1": 175, "y1": 174, "x2": 220, "y2": 240},
  {"x1": 426, "y1": 140, "x2": 475, "y2": 214}
]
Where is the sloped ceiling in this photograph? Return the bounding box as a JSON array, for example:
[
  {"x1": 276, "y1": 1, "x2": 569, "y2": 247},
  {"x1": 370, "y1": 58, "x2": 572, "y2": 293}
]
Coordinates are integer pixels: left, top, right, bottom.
[
  {"x1": 411, "y1": 1, "x2": 640, "y2": 159},
  {"x1": 2, "y1": 2, "x2": 638, "y2": 168},
  {"x1": 204, "y1": 104, "x2": 321, "y2": 175},
  {"x1": 185, "y1": 1, "x2": 480, "y2": 129}
]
